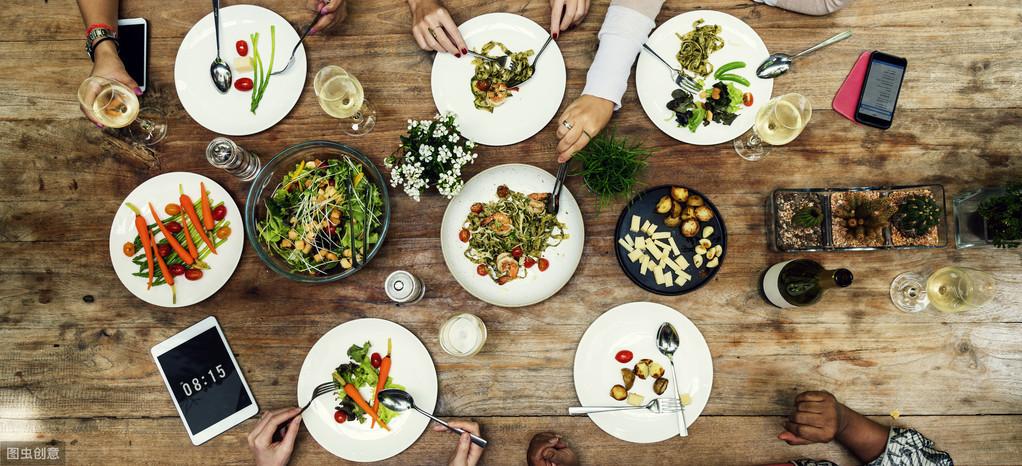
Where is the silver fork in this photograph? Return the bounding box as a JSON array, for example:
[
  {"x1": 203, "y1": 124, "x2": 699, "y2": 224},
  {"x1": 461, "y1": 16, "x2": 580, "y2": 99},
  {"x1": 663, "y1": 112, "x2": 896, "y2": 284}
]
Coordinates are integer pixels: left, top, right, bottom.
[
  {"x1": 509, "y1": 35, "x2": 554, "y2": 87},
  {"x1": 270, "y1": 10, "x2": 323, "y2": 76},
  {"x1": 642, "y1": 44, "x2": 701, "y2": 94},
  {"x1": 567, "y1": 397, "x2": 684, "y2": 415},
  {"x1": 299, "y1": 381, "x2": 336, "y2": 414}
]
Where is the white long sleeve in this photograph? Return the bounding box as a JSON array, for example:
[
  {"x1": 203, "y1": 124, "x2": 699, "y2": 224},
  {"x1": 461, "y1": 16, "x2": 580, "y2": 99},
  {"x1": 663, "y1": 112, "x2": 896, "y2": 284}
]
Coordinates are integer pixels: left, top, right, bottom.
[
  {"x1": 753, "y1": 0, "x2": 850, "y2": 16},
  {"x1": 580, "y1": 1, "x2": 664, "y2": 109}
]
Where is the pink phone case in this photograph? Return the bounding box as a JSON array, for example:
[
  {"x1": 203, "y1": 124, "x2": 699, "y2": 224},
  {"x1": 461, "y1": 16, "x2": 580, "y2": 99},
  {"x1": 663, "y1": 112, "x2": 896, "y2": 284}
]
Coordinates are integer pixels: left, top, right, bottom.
[{"x1": 832, "y1": 51, "x2": 872, "y2": 123}]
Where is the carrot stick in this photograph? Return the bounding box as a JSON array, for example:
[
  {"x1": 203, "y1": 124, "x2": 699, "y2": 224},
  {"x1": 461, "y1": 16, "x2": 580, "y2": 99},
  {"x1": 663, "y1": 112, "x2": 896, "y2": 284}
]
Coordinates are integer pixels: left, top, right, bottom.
[
  {"x1": 371, "y1": 338, "x2": 392, "y2": 428},
  {"x1": 147, "y1": 202, "x2": 194, "y2": 265},
  {"x1": 150, "y1": 231, "x2": 176, "y2": 304},
  {"x1": 181, "y1": 214, "x2": 200, "y2": 260},
  {"x1": 180, "y1": 186, "x2": 217, "y2": 255},
  {"x1": 344, "y1": 383, "x2": 389, "y2": 431},
  {"x1": 200, "y1": 182, "x2": 215, "y2": 230},
  {"x1": 125, "y1": 202, "x2": 154, "y2": 289}
]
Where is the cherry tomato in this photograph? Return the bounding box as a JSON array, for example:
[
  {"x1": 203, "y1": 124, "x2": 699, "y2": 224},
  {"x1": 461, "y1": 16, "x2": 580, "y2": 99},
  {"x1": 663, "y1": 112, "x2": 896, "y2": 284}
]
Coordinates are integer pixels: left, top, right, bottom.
[
  {"x1": 459, "y1": 228, "x2": 470, "y2": 243},
  {"x1": 168, "y1": 264, "x2": 186, "y2": 277},
  {"x1": 470, "y1": 203, "x2": 484, "y2": 213},
  {"x1": 122, "y1": 242, "x2": 136, "y2": 257},
  {"x1": 216, "y1": 226, "x2": 232, "y2": 239},
  {"x1": 615, "y1": 350, "x2": 633, "y2": 364},
  {"x1": 236, "y1": 40, "x2": 249, "y2": 57},
  {"x1": 742, "y1": 92, "x2": 754, "y2": 107},
  {"x1": 476, "y1": 264, "x2": 488, "y2": 276},
  {"x1": 371, "y1": 353, "x2": 382, "y2": 368},
  {"x1": 511, "y1": 246, "x2": 523, "y2": 259},
  {"x1": 157, "y1": 244, "x2": 172, "y2": 257},
  {"x1": 334, "y1": 410, "x2": 347, "y2": 424},
  {"x1": 234, "y1": 77, "x2": 254, "y2": 92},
  {"x1": 325, "y1": 223, "x2": 337, "y2": 236},
  {"x1": 165, "y1": 221, "x2": 183, "y2": 234},
  {"x1": 523, "y1": 257, "x2": 537, "y2": 268},
  {"x1": 212, "y1": 205, "x2": 228, "y2": 221},
  {"x1": 164, "y1": 203, "x2": 181, "y2": 216},
  {"x1": 184, "y1": 269, "x2": 204, "y2": 281},
  {"x1": 538, "y1": 258, "x2": 550, "y2": 272},
  {"x1": 474, "y1": 80, "x2": 490, "y2": 92}
]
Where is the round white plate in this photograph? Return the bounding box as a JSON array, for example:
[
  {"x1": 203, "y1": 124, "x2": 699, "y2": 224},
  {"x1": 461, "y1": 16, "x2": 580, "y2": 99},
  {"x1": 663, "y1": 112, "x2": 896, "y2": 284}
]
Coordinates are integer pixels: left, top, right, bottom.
[
  {"x1": 573, "y1": 302, "x2": 714, "y2": 443},
  {"x1": 440, "y1": 164, "x2": 584, "y2": 308},
  {"x1": 636, "y1": 10, "x2": 773, "y2": 145},
  {"x1": 174, "y1": 5, "x2": 307, "y2": 136},
  {"x1": 108, "y1": 172, "x2": 243, "y2": 308},
  {"x1": 297, "y1": 319, "x2": 438, "y2": 463},
  {"x1": 431, "y1": 13, "x2": 566, "y2": 146}
]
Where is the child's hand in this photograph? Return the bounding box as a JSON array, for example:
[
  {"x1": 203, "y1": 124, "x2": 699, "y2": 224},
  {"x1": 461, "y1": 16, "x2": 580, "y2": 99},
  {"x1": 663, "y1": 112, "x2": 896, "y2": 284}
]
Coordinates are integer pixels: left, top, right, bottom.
[{"x1": 778, "y1": 391, "x2": 848, "y2": 445}]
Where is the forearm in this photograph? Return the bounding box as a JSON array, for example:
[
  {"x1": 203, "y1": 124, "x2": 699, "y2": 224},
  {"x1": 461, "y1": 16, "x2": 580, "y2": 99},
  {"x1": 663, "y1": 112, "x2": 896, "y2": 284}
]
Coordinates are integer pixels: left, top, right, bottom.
[
  {"x1": 581, "y1": 0, "x2": 665, "y2": 109},
  {"x1": 76, "y1": 0, "x2": 120, "y2": 29},
  {"x1": 835, "y1": 404, "x2": 889, "y2": 463},
  {"x1": 756, "y1": 0, "x2": 850, "y2": 16}
]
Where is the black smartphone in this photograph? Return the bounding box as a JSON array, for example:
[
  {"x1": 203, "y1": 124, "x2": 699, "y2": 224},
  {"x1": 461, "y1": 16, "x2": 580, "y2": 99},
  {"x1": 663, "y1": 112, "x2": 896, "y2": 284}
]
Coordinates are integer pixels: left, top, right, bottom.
[
  {"x1": 117, "y1": 18, "x2": 149, "y2": 92},
  {"x1": 854, "y1": 51, "x2": 907, "y2": 129}
]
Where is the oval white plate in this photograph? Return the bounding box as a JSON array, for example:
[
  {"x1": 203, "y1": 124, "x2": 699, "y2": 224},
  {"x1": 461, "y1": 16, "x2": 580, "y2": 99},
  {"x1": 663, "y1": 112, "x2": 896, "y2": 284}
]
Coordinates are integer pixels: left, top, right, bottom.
[
  {"x1": 636, "y1": 10, "x2": 773, "y2": 145},
  {"x1": 297, "y1": 319, "x2": 438, "y2": 463},
  {"x1": 431, "y1": 13, "x2": 565, "y2": 146},
  {"x1": 573, "y1": 302, "x2": 714, "y2": 443},
  {"x1": 175, "y1": 5, "x2": 307, "y2": 136},
  {"x1": 108, "y1": 172, "x2": 243, "y2": 308},
  {"x1": 440, "y1": 164, "x2": 584, "y2": 308}
]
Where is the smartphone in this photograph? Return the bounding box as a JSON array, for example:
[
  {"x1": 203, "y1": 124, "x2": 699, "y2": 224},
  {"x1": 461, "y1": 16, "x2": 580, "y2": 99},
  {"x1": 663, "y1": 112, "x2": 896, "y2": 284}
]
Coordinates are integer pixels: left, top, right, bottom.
[
  {"x1": 854, "y1": 51, "x2": 907, "y2": 129},
  {"x1": 117, "y1": 18, "x2": 149, "y2": 92}
]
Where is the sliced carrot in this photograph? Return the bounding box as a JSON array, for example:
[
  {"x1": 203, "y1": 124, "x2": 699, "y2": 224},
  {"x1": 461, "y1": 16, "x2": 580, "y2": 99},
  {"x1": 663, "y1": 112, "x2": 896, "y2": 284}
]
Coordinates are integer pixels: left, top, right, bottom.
[
  {"x1": 200, "y1": 182, "x2": 215, "y2": 230},
  {"x1": 150, "y1": 231, "x2": 176, "y2": 304},
  {"x1": 180, "y1": 186, "x2": 218, "y2": 255},
  {"x1": 148, "y1": 202, "x2": 193, "y2": 265},
  {"x1": 126, "y1": 202, "x2": 154, "y2": 289},
  {"x1": 344, "y1": 383, "x2": 389, "y2": 431},
  {"x1": 371, "y1": 338, "x2": 392, "y2": 428}
]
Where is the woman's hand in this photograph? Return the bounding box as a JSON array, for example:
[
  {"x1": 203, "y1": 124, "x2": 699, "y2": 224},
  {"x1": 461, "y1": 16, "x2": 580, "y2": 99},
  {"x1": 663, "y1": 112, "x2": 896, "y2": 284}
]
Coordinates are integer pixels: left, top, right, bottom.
[
  {"x1": 434, "y1": 421, "x2": 484, "y2": 466},
  {"x1": 81, "y1": 42, "x2": 140, "y2": 128},
  {"x1": 554, "y1": 95, "x2": 614, "y2": 162},
  {"x1": 407, "y1": 0, "x2": 467, "y2": 56},
  {"x1": 247, "y1": 408, "x2": 302, "y2": 466},
  {"x1": 549, "y1": 0, "x2": 590, "y2": 38},
  {"x1": 778, "y1": 391, "x2": 848, "y2": 445},
  {"x1": 305, "y1": 0, "x2": 347, "y2": 34},
  {"x1": 527, "y1": 432, "x2": 578, "y2": 466}
]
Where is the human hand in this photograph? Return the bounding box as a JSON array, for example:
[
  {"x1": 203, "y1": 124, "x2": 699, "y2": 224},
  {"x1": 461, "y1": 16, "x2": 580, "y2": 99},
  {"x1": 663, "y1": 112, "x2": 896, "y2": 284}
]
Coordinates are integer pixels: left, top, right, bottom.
[
  {"x1": 527, "y1": 432, "x2": 578, "y2": 466},
  {"x1": 778, "y1": 391, "x2": 848, "y2": 445},
  {"x1": 434, "y1": 421, "x2": 484, "y2": 466},
  {"x1": 247, "y1": 408, "x2": 303, "y2": 466},
  {"x1": 554, "y1": 94, "x2": 614, "y2": 162},
  {"x1": 81, "y1": 42, "x2": 140, "y2": 128},
  {"x1": 549, "y1": 0, "x2": 590, "y2": 38},
  {"x1": 305, "y1": 0, "x2": 347, "y2": 34},
  {"x1": 407, "y1": 0, "x2": 468, "y2": 56}
]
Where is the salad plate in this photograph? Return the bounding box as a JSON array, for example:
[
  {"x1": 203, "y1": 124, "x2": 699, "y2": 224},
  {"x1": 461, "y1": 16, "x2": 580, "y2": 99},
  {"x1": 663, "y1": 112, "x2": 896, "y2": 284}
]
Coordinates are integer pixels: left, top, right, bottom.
[
  {"x1": 573, "y1": 302, "x2": 713, "y2": 443},
  {"x1": 431, "y1": 13, "x2": 566, "y2": 146},
  {"x1": 175, "y1": 5, "x2": 307, "y2": 136},
  {"x1": 636, "y1": 10, "x2": 772, "y2": 145},
  {"x1": 298, "y1": 318, "x2": 438, "y2": 462},
  {"x1": 440, "y1": 164, "x2": 584, "y2": 307},
  {"x1": 108, "y1": 172, "x2": 243, "y2": 308}
]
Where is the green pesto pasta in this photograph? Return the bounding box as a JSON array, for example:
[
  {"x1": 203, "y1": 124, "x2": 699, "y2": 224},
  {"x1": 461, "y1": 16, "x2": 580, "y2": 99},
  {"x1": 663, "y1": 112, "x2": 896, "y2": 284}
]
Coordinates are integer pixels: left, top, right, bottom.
[
  {"x1": 675, "y1": 19, "x2": 724, "y2": 77},
  {"x1": 469, "y1": 41, "x2": 535, "y2": 112}
]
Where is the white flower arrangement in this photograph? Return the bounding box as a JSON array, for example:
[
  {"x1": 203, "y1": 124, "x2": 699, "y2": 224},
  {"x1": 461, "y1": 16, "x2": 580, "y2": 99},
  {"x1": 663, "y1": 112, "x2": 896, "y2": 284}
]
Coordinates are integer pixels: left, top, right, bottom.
[{"x1": 385, "y1": 112, "x2": 478, "y2": 201}]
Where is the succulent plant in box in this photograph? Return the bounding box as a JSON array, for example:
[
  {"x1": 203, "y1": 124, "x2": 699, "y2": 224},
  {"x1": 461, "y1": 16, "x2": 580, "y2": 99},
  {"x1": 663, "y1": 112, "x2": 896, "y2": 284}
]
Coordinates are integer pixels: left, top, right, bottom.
[
  {"x1": 834, "y1": 194, "x2": 896, "y2": 241},
  {"x1": 978, "y1": 182, "x2": 1022, "y2": 248},
  {"x1": 893, "y1": 195, "x2": 941, "y2": 237},
  {"x1": 793, "y1": 205, "x2": 824, "y2": 228}
]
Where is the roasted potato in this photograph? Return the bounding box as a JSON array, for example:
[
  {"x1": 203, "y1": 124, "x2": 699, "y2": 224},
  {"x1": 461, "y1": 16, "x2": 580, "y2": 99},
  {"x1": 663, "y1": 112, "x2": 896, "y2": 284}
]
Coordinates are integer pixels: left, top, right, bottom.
[
  {"x1": 671, "y1": 186, "x2": 689, "y2": 203},
  {"x1": 649, "y1": 362, "x2": 665, "y2": 379},
  {"x1": 611, "y1": 384, "x2": 628, "y2": 401},
  {"x1": 621, "y1": 368, "x2": 635, "y2": 390},
  {"x1": 686, "y1": 195, "x2": 704, "y2": 207},
  {"x1": 653, "y1": 378, "x2": 669, "y2": 395},
  {"x1": 681, "y1": 219, "x2": 699, "y2": 238},
  {"x1": 702, "y1": 225, "x2": 714, "y2": 238},
  {"x1": 680, "y1": 207, "x2": 696, "y2": 221},
  {"x1": 671, "y1": 201, "x2": 683, "y2": 218},
  {"x1": 699, "y1": 239, "x2": 712, "y2": 249},
  {"x1": 664, "y1": 215, "x2": 681, "y2": 228},
  {"x1": 634, "y1": 359, "x2": 652, "y2": 379},
  {"x1": 626, "y1": 392, "x2": 645, "y2": 407},
  {"x1": 655, "y1": 195, "x2": 673, "y2": 214},
  {"x1": 695, "y1": 205, "x2": 714, "y2": 222}
]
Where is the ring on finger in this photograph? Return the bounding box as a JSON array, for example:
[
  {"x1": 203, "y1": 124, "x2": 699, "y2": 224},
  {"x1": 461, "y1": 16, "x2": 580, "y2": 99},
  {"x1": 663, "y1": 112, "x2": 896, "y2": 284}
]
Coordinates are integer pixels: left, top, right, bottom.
[
  {"x1": 562, "y1": 120, "x2": 573, "y2": 130},
  {"x1": 427, "y1": 27, "x2": 438, "y2": 40}
]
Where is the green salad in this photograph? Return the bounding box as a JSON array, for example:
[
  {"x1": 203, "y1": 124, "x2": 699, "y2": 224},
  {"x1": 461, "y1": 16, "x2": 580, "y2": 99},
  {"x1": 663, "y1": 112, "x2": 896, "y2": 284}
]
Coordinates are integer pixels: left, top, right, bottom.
[
  {"x1": 256, "y1": 158, "x2": 382, "y2": 275},
  {"x1": 333, "y1": 341, "x2": 404, "y2": 425}
]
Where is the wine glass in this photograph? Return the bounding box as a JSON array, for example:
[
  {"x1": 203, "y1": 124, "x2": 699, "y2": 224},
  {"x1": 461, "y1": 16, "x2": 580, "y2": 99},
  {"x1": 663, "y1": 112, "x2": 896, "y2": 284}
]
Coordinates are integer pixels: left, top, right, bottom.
[
  {"x1": 313, "y1": 65, "x2": 377, "y2": 136},
  {"x1": 77, "y1": 76, "x2": 167, "y2": 146},
  {"x1": 890, "y1": 266, "x2": 997, "y2": 313},
  {"x1": 733, "y1": 93, "x2": 812, "y2": 161}
]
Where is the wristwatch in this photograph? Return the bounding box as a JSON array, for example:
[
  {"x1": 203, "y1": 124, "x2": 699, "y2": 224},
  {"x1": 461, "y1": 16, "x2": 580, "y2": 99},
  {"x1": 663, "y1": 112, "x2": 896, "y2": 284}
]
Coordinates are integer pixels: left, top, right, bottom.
[{"x1": 86, "y1": 27, "x2": 119, "y2": 61}]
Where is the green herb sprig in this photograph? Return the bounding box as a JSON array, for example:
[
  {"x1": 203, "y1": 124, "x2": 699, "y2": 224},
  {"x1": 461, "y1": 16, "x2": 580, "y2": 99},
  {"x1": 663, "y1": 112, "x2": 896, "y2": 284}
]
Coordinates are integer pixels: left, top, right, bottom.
[{"x1": 571, "y1": 128, "x2": 653, "y2": 209}]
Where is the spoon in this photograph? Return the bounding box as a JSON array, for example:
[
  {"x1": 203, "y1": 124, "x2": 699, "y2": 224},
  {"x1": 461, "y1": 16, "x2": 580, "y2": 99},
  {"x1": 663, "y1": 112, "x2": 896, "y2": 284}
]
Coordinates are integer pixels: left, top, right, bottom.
[
  {"x1": 656, "y1": 322, "x2": 688, "y2": 437},
  {"x1": 209, "y1": 0, "x2": 232, "y2": 93},
  {"x1": 756, "y1": 31, "x2": 852, "y2": 79},
  {"x1": 377, "y1": 389, "x2": 488, "y2": 448}
]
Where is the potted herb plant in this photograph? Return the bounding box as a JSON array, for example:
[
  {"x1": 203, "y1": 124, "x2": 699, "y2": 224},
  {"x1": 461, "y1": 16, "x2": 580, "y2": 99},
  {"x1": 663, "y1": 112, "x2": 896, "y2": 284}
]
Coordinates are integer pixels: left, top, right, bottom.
[
  {"x1": 954, "y1": 182, "x2": 1022, "y2": 248},
  {"x1": 571, "y1": 128, "x2": 653, "y2": 209}
]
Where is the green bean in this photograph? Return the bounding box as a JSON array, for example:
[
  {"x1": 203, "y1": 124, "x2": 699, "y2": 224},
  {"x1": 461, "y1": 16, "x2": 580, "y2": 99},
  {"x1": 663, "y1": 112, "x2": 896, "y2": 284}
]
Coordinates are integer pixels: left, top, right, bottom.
[
  {"x1": 717, "y1": 73, "x2": 750, "y2": 87},
  {"x1": 714, "y1": 61, "x2": 746, "y2": 79}
]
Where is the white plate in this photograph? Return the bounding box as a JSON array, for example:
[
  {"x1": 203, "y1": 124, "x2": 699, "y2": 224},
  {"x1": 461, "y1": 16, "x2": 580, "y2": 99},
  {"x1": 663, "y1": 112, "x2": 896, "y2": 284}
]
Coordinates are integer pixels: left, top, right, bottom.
[
  {"x1": 174, "y1": 5, "x2": 307, "y2": 136},
  {"x1": 636, "y1": 10, "x2": 773, "y2": 145},
  {"x1": 573, "y1": 302, "x2": 714, "y2": 443},
  {"x1": 108, "y1": 172, "x2": 243, "y2": 308},
  {"x1": 297, "y1": 319, "x2": 438, "y2": 463},
  {"x1": 431, "y1": 13, "x2": 566, "y2": 146},
  {"x1": 440, "y1": 164, "x2": 584, "y2": 307}
]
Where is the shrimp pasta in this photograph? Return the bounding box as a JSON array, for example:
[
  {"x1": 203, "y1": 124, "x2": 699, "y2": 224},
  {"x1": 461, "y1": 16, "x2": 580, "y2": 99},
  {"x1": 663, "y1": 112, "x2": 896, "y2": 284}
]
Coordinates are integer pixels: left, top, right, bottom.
[{"x1": 470, "y1": 41, "x2": 534, "y2": 112}]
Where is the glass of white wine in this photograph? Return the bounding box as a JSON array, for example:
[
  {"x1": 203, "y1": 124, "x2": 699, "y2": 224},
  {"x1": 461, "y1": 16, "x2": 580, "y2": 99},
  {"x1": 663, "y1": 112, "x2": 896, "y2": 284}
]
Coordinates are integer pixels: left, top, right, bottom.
[
  {"x1": 733, "y1": 93, "x2": 812, "y2": 161},
  {"x1": 890, "y1": 266, "x2": 997, "y2": 313},
  {"x1": 77, "y1": 76, "x2": 167, "y2": 146},
  {"x1": 313, "y1": 65, "x2": 377, "y2": 136}
]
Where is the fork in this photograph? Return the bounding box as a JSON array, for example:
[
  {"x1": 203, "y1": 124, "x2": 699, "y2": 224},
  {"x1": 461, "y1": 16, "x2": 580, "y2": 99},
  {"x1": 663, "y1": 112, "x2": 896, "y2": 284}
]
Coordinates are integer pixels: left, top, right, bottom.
[
  {"x1": 270, "y1": 10, "x2": 322, "y2": 76},
  {"x1": 509, "y1": 35, "x2": 554, "y2": 87},
  {"x1": 299, "y1": 381, "x2": 336, "y2": 415},
  {"x1": 567, "y1": 397, "x2": 684, "y2": 415},
  {"x1": 641, "y1": 44, "x2": 701, "y2": 94}
]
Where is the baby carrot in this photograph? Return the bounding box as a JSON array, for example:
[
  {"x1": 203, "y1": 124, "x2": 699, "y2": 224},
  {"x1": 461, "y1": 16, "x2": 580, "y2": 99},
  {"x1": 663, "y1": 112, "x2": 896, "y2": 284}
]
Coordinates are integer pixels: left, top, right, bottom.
[
  {"x1": 148, "y1": 202, "x2": 194, "y2": 266},
  {"x1": 371, "y1": 338, "x2": 392, "y2": 428},
  {"x1": 181, "y1": 214, "x2": 199, "y2": 260},
  {"x1": 125, "y1": 202, "x2": 154, "y2": 289},
  {"x1": 344, "y1": 383, "x2": 389, "y2": 431},
  {"x1": 200, "y1": 182, "x2": 215, "y2": 230},
  {"x1": 150, "y1": 231, "x2": 176, "y2": 304},
  {"x1": 180, "y1": 186, "x2": 218, "y2": 255}
]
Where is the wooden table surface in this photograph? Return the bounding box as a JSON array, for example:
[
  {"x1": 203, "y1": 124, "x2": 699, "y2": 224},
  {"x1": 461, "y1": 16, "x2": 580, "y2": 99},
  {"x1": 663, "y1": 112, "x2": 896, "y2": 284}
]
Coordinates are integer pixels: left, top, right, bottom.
[{"x1": 2, "y1": 0, "x2": 1021, "y2": 464}]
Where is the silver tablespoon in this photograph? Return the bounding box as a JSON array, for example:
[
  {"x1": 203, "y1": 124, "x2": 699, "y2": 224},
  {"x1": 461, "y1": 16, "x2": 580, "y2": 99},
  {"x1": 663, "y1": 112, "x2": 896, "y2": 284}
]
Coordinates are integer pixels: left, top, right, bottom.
[
  {"x1": 377, "y1": 389, "x2": 488, "y2": 448},
  {"x1": 656, "y1": 322, "x2": 688, "y2": 437},
  {"x1": 209, "y1": 0, "x2": 232, "y2": 93},
  {"x1": 756, "y1": 31, "x2": 852, "y2": 79}
]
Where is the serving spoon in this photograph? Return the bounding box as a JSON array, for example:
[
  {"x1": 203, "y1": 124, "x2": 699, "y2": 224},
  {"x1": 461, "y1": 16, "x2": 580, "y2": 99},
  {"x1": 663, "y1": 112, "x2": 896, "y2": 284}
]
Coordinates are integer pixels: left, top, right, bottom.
[
  {"x1": 377, "y1": 389, "x2": 488, "y2": 447},
  {"x1": 657, "y1": 322, "x2": 688, "y2": 437},
  {"x1": 756, "y1": 31, "x2": 852, "y2": 79},
  {"x1": 209, "y1": 0, "x2": 232, "y2": 93}
]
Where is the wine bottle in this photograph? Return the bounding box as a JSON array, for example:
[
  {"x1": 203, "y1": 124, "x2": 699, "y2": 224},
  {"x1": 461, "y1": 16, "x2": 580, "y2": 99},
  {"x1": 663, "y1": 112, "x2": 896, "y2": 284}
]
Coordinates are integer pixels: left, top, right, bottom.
[{"x1": 762, "y1": 259, "x2": 853, "y2": 308}]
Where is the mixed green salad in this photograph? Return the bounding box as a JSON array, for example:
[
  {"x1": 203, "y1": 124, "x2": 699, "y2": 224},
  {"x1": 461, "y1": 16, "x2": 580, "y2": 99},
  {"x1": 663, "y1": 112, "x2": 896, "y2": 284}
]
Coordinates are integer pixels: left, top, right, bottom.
[
  {"x1": 332, "y1": 341, "x2": 404, "y2": 426},
  {"x1": 256, "y1": 158, "x2": 383, "y2": 275},
  {"x1": 666, "y1": 61, "x2": 755, "y2": 133}
]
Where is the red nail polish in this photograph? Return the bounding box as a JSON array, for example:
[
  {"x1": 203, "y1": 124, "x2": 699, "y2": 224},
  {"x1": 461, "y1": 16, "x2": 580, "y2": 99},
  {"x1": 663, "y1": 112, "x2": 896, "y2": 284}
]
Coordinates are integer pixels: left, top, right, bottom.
[
  {"x1": 133, "y1": 87, "x2": 143, "y2": 96},
  {"x1": 553, "y1": 32, "x2": 559, "y2": 39},
  {"x1": 455, "y1": 53, "x2": 461, "y2": 58},
  {"x1": 461, "y1": 48, "x2": 468, "y2": 54}
]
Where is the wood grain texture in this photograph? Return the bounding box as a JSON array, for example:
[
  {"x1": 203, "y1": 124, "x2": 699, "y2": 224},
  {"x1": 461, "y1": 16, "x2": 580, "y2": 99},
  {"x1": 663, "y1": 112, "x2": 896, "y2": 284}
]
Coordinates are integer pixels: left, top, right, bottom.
[{"x1": 1, "y1": 0, "x2": 1021, "y2": 464}]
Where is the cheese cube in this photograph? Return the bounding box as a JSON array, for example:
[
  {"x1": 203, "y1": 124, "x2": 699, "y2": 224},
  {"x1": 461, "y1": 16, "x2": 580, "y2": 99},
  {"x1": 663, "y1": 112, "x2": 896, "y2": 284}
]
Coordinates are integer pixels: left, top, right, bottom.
[
  {"x1": 623, "y1": 234, "x2": 634, "y2": 247},
  {"x1": 665, "y1": 271, "x2": 674, "y2": 287},
  {"x1": 618, "y1": 238, "x2": 634, "y2": 252},
  {"x1": 651, "y1": 231, "x2": 672, "y2": 240},
  {"x1": 653, "y1": 266, "x2": 665, "y2": 285},
  {"x1": 664, "y1": 256, "x2": 682, "y2": 275},
  {"x1": 640, "y1": 257, "x2": 650, "y2": 275},
  {"x1": 675, "y1": 254, "x2": 690, "y2": 270},
  {"x1": 630, "y1": 215, "x2": 641, "y2": 232},
  {"x1": 635, "y1": 236, "x2": 646, "y2": 250},
  {"x1": 627, "y1": 248, "x2": 644, "y2": 262},
  {"x1": 641, "y1": 220, "x2": 652, "y2": 234},
  {"x1": 668, "y1": 236, "x2": 681, "y2": 256},
  {"x1": 647, "y1": 223, "x2": 658, "y2": 235}
]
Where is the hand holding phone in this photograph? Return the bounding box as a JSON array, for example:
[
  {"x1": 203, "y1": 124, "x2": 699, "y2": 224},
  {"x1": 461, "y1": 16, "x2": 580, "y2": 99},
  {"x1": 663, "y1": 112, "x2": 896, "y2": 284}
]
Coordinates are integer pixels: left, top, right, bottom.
[{"x1": 854, "y1": 51, "x2": 907, "y2": 129}]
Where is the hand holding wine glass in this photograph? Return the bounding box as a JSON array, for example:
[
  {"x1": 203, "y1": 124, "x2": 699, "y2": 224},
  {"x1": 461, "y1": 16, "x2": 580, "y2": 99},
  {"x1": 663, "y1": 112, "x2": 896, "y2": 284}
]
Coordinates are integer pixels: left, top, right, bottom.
[{"x1": 80, "y1": 41, "x2": 141, "y2": 128}]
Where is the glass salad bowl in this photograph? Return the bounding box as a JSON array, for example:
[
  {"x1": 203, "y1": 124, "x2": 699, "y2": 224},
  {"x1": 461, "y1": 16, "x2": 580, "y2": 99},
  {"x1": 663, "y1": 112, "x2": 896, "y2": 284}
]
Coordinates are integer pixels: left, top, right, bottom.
[{"x1": 244, "y1": 140, "x2": 391, "y2": 283}]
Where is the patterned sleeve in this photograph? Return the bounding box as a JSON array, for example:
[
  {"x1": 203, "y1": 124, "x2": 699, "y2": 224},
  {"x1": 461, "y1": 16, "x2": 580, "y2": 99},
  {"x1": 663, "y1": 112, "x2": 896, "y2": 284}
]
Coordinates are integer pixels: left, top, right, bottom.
[{"x1": 865, "y1": 428, "x2": 954, "y2": 466}]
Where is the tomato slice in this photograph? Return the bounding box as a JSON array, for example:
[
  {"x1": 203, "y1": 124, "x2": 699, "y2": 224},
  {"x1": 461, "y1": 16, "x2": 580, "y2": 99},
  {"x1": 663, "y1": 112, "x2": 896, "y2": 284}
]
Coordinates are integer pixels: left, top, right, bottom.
[
  {"x1": 184, "y1": 269, "x2": 203, "y2": 281},
  {"x1": 538, "y1": 258, "x2": 550, "y2": 272},
  {"x1": 236, "y1": 40, "x2": 248, "y2": 57},
  {"x1": 234, "y1": 78, "x2": 254, "y2": 92},
  {"x1": 615, "y1": 350, "x2": 633, "y2": 364},
  {"x1": 523, "y1": 257, "x2": 537, "y2": 268},
  {"x1": 476, "y1": 265, "x2": 488, "y2": 276}
]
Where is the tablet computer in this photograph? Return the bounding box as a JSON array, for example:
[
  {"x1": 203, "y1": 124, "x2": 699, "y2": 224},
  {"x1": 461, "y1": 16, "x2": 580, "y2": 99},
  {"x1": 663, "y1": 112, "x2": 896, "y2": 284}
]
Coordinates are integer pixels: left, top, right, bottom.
[{"x1": 151, "y1": 316, "x2": 258, "y2": 445}]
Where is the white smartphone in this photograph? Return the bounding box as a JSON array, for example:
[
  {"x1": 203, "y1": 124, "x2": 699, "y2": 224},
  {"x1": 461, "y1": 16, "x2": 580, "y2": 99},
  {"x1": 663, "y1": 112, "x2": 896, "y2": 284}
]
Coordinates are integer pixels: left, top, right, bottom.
[
  {"x1": 117, "y1": 18, "x2": 148, "y2": 92},
  {"x1": 151, "y1": 316, "x2": 258, "y2": 445}
]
